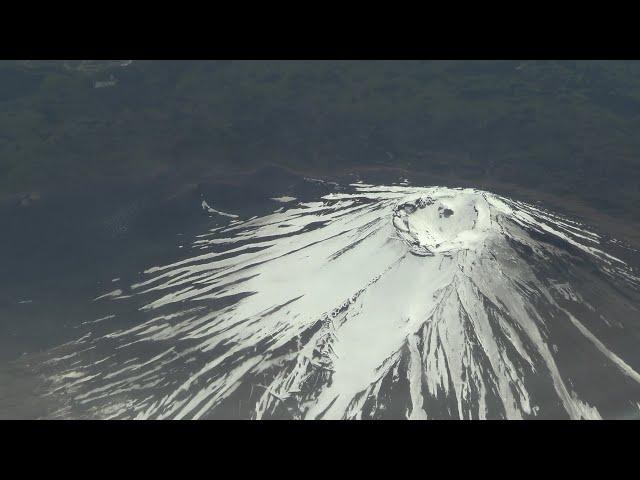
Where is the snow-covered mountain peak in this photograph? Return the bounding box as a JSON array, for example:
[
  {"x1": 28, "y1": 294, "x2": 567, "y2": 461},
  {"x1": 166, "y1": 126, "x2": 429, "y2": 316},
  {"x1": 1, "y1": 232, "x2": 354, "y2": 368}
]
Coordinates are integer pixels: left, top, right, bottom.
[
  {"x1": 392, "y1": 188, "x2": 499, "y2": 255},
  {"x1": 38, "y1": 183, "x2": 640, "y2": 419}
]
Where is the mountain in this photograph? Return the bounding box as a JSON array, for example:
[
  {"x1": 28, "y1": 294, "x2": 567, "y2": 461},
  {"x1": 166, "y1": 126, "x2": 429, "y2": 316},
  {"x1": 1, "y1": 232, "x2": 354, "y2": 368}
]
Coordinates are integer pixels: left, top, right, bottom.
[{"x1": 36, "y1": 181, "x2": 640, "y2": 419}]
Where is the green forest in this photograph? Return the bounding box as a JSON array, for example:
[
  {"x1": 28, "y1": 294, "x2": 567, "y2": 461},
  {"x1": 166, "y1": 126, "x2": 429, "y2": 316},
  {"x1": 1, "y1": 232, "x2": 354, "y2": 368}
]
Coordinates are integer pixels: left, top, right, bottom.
[{"x1": 2, "y1": 60, "x2": 640, "y2": 220}]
